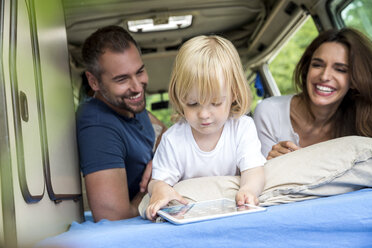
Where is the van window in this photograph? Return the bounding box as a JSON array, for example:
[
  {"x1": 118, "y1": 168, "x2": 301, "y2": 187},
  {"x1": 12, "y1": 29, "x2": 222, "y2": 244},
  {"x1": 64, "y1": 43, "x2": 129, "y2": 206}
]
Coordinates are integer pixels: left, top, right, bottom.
[
  {"x1": 341, "y1": 0, "x2": 372, "y2": 40},
  {"x1": 268, "y1": 18, "x2": 318, "y2": 95},
  {"x1": 146, "y1": 93, "x2": 172, "y2": 127},
  {"x1": 247, "y1": 70, "x2": 264, "y2": 112}
]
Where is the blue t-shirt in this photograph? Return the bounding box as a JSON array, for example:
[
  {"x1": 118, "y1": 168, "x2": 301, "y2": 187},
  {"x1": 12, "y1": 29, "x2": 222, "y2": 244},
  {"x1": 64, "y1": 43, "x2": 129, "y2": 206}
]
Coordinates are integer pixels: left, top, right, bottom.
[{"x1": 76, "y1": 98, "x2": 155, "y2": 199}]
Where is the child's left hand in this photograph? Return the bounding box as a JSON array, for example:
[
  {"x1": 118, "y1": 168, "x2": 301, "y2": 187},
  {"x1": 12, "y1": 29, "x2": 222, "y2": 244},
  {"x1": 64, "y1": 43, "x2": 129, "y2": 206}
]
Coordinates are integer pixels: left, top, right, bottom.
[{"x1": 235, "y1": 188, "x2": 259, "y2": 206}]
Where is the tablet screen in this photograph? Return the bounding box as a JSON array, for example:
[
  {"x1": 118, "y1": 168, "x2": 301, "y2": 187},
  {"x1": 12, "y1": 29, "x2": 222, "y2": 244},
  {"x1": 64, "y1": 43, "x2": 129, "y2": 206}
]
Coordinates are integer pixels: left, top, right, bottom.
[{"x1": 157, "y1": 198, "x2": 266, "y2": 224}]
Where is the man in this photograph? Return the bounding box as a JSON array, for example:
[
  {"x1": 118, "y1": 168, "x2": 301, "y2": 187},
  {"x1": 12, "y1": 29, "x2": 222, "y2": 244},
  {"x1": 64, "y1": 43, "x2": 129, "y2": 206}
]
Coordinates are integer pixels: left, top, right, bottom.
[{"x1": 77, "y1": 25, "x2": 165, "y2": 221}]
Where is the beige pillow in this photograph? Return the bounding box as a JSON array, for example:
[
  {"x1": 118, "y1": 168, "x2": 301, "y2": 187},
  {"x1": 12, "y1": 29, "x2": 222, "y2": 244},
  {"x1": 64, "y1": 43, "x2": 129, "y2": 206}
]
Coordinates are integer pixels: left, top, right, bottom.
[
  {"x1": 259, "y1": 136, "x2": 372, "y2": 206},
  {"x1": 139, "y1": 136, "x2": 372, "y2": 218}
]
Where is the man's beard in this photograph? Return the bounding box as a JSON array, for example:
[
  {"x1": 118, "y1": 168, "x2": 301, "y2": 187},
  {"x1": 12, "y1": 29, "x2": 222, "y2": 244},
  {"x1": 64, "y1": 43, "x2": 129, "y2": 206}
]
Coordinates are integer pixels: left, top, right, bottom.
[{"x1": 100, "y1": 83, "x2": 147, "y2": 115}]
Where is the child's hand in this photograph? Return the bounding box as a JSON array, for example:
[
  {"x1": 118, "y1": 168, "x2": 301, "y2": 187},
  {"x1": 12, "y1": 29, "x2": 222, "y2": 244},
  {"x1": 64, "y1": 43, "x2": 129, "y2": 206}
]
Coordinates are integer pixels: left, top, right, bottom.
[
  {"x1": 146, "y1": 181, "x2": 188, "y2": 221},
  {"x1": 146, "y1": 197, "x2": 170, "y2": 221},
  {"x1": 237, "y1": 167, "x2": 264, "y2": 206},
  {"x1": 235, "y1": 188, "x2": 259, "y2": 206}
]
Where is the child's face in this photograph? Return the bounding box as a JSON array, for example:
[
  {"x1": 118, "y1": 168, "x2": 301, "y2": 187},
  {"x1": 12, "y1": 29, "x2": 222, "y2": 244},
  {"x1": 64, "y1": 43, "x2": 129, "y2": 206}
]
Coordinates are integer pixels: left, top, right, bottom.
[{"x1": 182, "y1": 83, "x2": 231, "y2": 143}]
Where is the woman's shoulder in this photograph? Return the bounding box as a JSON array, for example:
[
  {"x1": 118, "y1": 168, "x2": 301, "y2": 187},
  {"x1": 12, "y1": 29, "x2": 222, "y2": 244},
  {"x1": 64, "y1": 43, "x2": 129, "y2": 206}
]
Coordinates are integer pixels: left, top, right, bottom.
[
  {"x1": 257, "y1": 95, "x2": 293, "y2": 109},
  {"x1": 254, "y1": 95, "x2": 293, "y2": 116}
]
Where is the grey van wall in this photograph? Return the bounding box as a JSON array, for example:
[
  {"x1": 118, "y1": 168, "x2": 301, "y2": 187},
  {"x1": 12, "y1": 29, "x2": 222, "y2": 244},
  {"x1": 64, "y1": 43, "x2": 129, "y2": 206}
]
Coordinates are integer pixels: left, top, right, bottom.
[{"x1": 0, "y1": 0, "x2": 83, "y2": 247}]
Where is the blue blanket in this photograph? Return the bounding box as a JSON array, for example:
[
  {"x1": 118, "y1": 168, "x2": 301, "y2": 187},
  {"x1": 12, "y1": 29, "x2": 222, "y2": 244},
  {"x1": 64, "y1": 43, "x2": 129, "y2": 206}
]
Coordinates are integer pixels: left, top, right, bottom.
[{"x1": 37, "y1": 189, "x2": 372, "y2": 248}]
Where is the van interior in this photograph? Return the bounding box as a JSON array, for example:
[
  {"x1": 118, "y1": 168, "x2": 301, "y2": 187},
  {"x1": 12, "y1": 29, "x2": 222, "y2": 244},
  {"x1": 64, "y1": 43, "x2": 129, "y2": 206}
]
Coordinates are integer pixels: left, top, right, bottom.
[
  {"x1": 0, "y1": 0, "x2": 369, "y2": 247},
  {"x1": 63, "y1": 0, "x2": 339, "y2": 99}
]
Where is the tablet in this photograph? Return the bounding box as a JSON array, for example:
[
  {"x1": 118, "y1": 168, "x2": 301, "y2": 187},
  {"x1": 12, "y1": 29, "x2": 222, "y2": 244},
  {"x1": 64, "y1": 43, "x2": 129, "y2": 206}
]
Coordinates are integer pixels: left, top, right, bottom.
[{"x1": 157, "y1": 198, "x2": 266, "y2": 225}]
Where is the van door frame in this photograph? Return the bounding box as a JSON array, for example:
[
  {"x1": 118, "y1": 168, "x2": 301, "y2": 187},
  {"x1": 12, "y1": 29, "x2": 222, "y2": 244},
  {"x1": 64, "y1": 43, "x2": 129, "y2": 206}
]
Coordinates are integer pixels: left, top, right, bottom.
[{"x1": 0, "y1": 0, "x2": 18, "y2": 247}]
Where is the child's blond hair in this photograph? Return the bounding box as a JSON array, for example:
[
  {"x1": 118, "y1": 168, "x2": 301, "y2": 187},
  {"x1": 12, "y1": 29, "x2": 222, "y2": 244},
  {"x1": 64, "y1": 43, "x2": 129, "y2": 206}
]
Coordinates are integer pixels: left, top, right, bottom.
[{"x1": 168, "y1": 35, "x2": 251, "y2": 122}]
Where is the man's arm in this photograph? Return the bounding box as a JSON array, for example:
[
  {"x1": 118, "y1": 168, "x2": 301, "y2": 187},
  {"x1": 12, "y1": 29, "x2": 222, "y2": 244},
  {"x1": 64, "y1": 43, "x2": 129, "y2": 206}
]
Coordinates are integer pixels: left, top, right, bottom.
[
  {"x1": 139, "y1": 160, "x2": 152, "y2": 193},
  {"x1": 85, "y1": 168, "x2": 144, "y2": 222}
]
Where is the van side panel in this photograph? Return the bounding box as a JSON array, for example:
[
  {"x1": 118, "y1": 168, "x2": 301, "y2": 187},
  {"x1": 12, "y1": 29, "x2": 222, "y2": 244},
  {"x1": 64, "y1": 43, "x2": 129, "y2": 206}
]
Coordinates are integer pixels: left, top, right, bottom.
[
  {"x1": 1, "y1": 0, "x2": 18, "y2": 247},
  {"x1": 1, "y1": 0, "x2": 83, "y2": 246},
  {"x1": 14, "y1": 0, "x2": 45, "y2": 201},
  {"x1": 35, "y1": 0, "x2": 81, "y2": 199}
]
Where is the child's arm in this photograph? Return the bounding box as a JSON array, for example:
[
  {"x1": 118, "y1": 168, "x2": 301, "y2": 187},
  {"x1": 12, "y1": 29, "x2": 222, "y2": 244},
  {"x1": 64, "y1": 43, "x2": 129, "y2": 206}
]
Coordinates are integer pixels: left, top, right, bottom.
[
  {"x1": 236, "y1": 166, "x2": 265, "y2": 206},
  {"x1": 146, "y1": 179, "x2": 188, "y2": 220}
]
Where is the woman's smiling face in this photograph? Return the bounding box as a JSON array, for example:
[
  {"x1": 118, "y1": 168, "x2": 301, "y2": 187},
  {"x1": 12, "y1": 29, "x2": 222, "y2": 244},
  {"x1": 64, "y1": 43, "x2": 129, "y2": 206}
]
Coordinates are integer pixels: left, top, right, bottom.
[{"x1": 306, "y1": 42, "x2": 350, "y2": 110}]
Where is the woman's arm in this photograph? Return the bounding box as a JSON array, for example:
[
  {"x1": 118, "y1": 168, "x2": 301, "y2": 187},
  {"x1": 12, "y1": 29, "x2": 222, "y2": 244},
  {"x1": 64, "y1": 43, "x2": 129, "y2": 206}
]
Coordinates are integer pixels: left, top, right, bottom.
[
  {"x1": 254, "y1": 96, "x2": 300, "y2": 159},
  {"x1": 267, "y1": 141, "x2": 300, "y2": 160},
  {"x1": 253, "y1": 101, "x2": 279, "y2": 158}
]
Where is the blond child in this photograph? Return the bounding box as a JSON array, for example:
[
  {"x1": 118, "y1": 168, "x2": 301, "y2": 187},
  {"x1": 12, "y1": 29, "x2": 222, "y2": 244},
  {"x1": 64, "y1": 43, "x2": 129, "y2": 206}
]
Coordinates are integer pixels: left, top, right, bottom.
[{"x1": 146, "y1": 35, "x2": 266, "y2": 220}]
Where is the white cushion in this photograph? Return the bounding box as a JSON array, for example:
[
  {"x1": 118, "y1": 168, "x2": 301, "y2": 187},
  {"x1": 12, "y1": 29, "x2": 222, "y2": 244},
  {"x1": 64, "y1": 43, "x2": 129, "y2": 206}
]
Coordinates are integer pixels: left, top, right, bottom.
[{"x1": 259, "y1": 136, "x2": 372, "y2": 206}]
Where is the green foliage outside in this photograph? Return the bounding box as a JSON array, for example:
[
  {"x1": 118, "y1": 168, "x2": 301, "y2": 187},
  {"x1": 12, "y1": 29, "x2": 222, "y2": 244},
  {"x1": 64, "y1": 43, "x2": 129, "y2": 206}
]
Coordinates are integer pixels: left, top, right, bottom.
[
  {"x1": 268, "y1": 18, "x2": 318, "y2": 96},
  {"x1": 146, "y1": 93, "x2": 173, "y2": 127},
  {"x1": 342, "y1": 0, "x2": 372, "y2": 40}
]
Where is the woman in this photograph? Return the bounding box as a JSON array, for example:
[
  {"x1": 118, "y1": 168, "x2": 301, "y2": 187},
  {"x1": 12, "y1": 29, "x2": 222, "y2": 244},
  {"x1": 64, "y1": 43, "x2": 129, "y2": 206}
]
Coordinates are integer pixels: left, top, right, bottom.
[{"x1": 254, "y1": 27, "x2": 372, "y2": 159}]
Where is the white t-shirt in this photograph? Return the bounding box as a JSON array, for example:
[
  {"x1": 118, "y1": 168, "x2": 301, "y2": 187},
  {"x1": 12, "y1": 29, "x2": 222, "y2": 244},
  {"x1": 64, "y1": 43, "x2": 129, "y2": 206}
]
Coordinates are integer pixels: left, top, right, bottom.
[
  {"x1": 152, "y1": 115, "x2": 266, "y2": 186},
  {"x1": 253, "y1": 95, "x2": 300, "y2": 158}
]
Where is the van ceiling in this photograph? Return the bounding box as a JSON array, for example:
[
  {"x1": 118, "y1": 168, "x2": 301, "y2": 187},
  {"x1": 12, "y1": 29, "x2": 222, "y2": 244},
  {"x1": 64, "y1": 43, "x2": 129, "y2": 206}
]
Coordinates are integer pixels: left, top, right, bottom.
[{"x1": 62, "y1": 0, "x2": 321, "y2": 94}]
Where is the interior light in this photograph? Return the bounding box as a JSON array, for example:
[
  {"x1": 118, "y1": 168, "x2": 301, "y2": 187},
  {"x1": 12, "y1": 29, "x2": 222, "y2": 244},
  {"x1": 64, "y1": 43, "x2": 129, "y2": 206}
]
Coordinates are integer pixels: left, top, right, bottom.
[{"x1": 128, "y1": 15, "x2": 192, "y2": 33}]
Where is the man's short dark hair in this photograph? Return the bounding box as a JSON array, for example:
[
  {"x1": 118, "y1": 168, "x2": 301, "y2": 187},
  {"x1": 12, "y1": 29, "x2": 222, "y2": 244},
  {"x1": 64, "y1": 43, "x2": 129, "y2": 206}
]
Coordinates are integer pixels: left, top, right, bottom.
[{"x1": 82, "y1": 25, "x2": 139, "y2": 79}]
